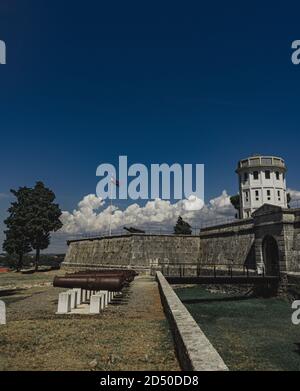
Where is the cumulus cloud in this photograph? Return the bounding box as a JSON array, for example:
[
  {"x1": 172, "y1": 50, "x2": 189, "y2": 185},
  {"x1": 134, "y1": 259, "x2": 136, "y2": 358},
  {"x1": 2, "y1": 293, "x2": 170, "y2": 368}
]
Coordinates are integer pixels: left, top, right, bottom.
[
  {"x1": 182, "y1": 194, "x2": 205, "y2": 211},
  {"x1": 288, "y1": 188, "x2": 300, "y2": 206},
  {"x1": 60, "y1": 190, "x2": 236, "y2": 235}
]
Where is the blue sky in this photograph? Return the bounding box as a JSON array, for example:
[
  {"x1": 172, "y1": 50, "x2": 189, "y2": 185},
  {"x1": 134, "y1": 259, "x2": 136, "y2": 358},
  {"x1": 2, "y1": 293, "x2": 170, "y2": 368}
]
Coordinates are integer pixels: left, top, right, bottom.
[{"x1": 0, "y1": 1, "x2": 300, "y2": 251}]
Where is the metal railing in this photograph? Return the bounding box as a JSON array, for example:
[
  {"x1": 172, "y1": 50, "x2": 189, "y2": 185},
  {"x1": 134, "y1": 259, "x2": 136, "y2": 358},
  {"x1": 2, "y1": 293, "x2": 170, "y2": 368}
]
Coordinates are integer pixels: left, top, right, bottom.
[
  {"x1": 290, "y1": 200, "x2": 300, "y2": 209},
  {"x1": 53, "y1": 217, "x2": 240, "y2": 241},
  {"x1": 157, "y1": 262, "x2": 267, "y2": 278}
]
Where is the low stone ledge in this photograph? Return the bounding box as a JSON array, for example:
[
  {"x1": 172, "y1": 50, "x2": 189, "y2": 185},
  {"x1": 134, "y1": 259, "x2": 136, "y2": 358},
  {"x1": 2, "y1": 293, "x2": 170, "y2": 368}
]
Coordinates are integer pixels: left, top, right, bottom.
[
  {"x1": 156, "y1": 271, "x2": 228, "y2": 371},
  {"x1": 61, "y1": 262, "x2": 151, "y2": 274}
]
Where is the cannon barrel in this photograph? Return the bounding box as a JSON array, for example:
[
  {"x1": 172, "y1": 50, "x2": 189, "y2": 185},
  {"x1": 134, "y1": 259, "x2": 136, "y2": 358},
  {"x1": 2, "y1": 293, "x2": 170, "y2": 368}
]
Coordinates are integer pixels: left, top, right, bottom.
[
  {"x1": 65, "y1": 272, "x2": 135, "y2": 282},
  {"x1": 53, "y1": 275, "x2": 125, "y2": 291},
  {"x1": 69, "y1": 269, "x2": 138, "y2": 277},
  {"x1": 67, "y1": 270, "x2": 137, "y2": 282}
]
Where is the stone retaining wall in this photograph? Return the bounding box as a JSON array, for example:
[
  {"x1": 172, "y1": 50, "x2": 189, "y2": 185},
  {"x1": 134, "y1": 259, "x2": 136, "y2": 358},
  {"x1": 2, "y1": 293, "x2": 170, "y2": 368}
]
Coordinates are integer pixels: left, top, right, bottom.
[{"x1": 156, "y1": 271, "x2": 228, "y2": 371}]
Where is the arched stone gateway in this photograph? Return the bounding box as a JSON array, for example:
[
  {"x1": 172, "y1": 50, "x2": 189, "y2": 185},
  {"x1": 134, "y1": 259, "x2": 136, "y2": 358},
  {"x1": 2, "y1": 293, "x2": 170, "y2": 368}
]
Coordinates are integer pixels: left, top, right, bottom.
[{"x1": 262, "y1": 235, "x2": 280, "y2": 276}]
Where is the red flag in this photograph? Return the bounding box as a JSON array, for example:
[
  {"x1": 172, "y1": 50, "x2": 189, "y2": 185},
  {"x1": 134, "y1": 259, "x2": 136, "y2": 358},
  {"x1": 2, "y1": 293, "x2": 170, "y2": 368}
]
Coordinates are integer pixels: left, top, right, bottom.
[{"x1": 111, "y1": 177, "x2": 120, "y2": 187}]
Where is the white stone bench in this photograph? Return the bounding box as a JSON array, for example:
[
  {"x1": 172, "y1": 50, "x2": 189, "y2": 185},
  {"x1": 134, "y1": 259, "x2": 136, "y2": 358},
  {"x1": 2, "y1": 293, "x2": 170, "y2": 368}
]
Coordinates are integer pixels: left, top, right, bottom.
[
  {"x1": 90, "y1": 293, "x2": 106, "y2": 314},
  {"x1": 99, "y1": 290, "x2": 109, "y2": 307},
  {"x1": 81, "y1": 289, "x2": 92, "y2": 303},
  {"x1": 73, "y1": 288, "x2": 82, "y2": 306},
  {"x1": 57, "y1": 292, "x2": 71, "y2": 314},
  {"x1": 0, "y1": 300, "x2": 6, "y2": 325},
  {"x1": 56, "y1": 289, "x2": 122, "y2": 315},
  {"x1": 68, "y1": 290, "x2": 78, "y2": 309}
]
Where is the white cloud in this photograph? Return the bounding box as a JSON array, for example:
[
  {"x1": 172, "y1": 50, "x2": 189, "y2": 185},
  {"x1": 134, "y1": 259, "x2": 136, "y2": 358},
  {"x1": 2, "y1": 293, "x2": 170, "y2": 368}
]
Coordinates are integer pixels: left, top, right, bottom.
[
  {"x1": 182, "y1": 194, "x2": 205, "y2": 211},
  {"x1": 288, "y1": 188, "x2": 300, "y2": 205},
  {"x1": 49, "y1": 187, "x2": 300, "y2": 251},
  {"x1": 60, "y1": 190, "x2": 236, "y2": 235}
]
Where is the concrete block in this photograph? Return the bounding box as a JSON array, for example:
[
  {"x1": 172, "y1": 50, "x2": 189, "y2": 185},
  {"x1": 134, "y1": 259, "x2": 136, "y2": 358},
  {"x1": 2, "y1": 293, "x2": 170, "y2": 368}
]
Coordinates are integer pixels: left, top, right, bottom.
[
  {"x1": 99, "y1": 293, "x2": 105, "y2": 310},
  {"x1": 82, "y1": 289, "x2": 87, "y2": 302},
  {"x1": 0, "y1": 300, "x2": 6, "y2": 325},
  {"x1": 57, "y1": 292, "x2": 71, "y2": 314},
  {"x1": 73, "y1": 288, "x2": 82, "y2": 306},
  {"x1": 68, "y1": 290, "x2": 78, "y2": 309},
  {"x1": 90, "y1": 294, "x2": 105, "y2": 314},
  {"x1": 99, "y1": 290, "x2": 108, "y2": 307}
]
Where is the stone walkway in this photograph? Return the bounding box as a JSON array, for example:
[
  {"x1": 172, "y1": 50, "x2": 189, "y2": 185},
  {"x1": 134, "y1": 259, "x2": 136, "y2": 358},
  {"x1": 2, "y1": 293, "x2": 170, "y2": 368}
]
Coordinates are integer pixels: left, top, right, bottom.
[{"x1": 0, "y1": 275, "x2": 180, "y2": 371}]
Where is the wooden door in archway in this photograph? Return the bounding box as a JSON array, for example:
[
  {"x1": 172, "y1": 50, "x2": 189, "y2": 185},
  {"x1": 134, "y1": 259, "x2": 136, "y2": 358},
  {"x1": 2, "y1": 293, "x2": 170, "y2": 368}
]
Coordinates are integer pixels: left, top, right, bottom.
[{"x1": 262, "y1": 235, "x2": 280, "y2": 276}]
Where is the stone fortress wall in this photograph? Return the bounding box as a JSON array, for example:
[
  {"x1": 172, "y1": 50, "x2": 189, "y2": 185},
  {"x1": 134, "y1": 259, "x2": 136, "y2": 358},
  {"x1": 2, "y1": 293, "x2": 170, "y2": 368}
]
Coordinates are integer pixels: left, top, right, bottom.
[
  {"x1": 62, "y1": 205, "x2": 300, "y2": 275},
  {"x1": 199, "y1": 219, "x2": 255, "y2": 267},
  {"x1": 63, "y1": 234, "x2": 200, "y2": 271}
]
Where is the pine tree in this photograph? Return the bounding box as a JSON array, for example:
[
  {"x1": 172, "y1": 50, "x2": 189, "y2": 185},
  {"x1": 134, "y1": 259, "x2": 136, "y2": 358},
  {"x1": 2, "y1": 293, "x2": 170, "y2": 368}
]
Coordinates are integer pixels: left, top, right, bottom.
[
  {"x1": 3, "y1": 187, "x2": 32, "y2": 271},
  {"x1": 3, "y1": 182, "x2": 62, "y2": 272},
  {"x1": 174, "y1": 216, "x2": 192, "y2": 235},
  {"x1": 26, "y1": 182, "x2": 62, "y2": 271}
]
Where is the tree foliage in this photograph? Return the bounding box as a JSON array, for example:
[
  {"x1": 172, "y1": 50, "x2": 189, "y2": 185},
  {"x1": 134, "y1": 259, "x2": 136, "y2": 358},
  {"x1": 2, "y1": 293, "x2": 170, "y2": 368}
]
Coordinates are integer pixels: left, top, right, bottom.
[
  {"x1": 2, "y1": 182, "x2": 62, "y2": 271},
  {"x1": 230, "y1": 194, "x2": 241, "y2": 218},
  {"x1": 26, "y1": 182, "x2": 63, "y2": 270},
  {"x1": 3, "y1": 187, "x2": 32, "y2": 271},
  {"x1": 174, "y1": 216, "x2": 192, "y2": 235}
]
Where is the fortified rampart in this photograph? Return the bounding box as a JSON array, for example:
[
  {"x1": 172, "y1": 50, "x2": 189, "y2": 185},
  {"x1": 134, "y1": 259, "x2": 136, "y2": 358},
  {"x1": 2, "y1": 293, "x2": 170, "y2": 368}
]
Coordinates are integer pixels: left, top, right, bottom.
[
  {"x1": 62, "y1": 205, "x2": 300, "y2": 275},
  {"x1": 63, "y1": 234, "x2": 200, "y2": 271},
  {"x1": 199, "y1": 219, "x2": 255, "y2": 267}
]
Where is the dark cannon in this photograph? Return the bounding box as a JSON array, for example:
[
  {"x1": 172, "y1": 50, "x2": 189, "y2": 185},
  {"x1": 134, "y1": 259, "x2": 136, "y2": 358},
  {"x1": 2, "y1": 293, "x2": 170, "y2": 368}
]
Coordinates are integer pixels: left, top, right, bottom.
[
  {"x1": 123, "y1": 226, "x2": 145, "y2": 234},
  {"x1": 67, "y1": 270, "x2": 138, "y2": 282},
  {"x1": 66, "y1": 272, "x2": 134, "y2": 284},
  {"x1": 70, "y1": 274, "x2": 135, "y2": 283},
  {"x1": 70, "y1": 269, "x2": 138, "y2": 277},
  {"x1": 53, "y1": 275, "x2": 125, "y2": 291}
]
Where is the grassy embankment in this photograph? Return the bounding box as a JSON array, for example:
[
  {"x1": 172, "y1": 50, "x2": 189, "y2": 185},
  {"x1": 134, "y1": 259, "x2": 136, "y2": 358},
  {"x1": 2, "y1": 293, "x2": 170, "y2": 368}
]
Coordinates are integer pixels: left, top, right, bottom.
[{"x1": 175, "y1": 286, "x2": 300, "y2": 371}]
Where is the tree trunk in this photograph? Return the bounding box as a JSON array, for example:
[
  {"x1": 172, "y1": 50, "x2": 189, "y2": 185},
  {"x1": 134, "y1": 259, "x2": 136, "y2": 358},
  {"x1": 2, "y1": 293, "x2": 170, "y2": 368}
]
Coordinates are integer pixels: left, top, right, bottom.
[
  {"x1": 35, "y1": 248, "x2": 40, "y2": 272},
  {"x1": 17, "y1": 253, "x2": 23, "y2": 272}
]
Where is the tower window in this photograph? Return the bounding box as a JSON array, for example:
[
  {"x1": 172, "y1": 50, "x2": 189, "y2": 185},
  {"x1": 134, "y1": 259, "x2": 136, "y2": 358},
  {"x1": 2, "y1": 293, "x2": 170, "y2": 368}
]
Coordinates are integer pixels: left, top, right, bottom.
[
  {"x1": 244, "y1": 173, "x2": 248, "y2": 182},
  {"x1": 245, "y1": 191, "x2": 249, "y2": 202},
  {"x1": 278, "y1": 190, "x2": 281, "y2": 201},
  {"x1": 253, "y1": 171, "x2": 259, "y2": 180},
  {"x1": 276, "y1": 171, "x2": 280, "y2": 180},
  {"x1": 255, "y1": 190, "x2": 259, "y2": 201},
  {"x1": 267, "y1": 190, "x2": 271, "y2": 201},
  {"x1": 265, "y1": 170, "x2": 271, "y2": 179}
]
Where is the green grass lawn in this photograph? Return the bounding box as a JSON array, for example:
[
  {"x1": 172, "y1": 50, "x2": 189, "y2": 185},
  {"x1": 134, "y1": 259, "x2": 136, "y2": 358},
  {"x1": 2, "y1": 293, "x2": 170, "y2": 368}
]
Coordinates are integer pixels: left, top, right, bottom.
[
  {"x1": 0, "y1": 269, "x2": 63, "y2": 289},
  {"x1": 175, "y1": 286, "x2": 300, "y2": 371}
]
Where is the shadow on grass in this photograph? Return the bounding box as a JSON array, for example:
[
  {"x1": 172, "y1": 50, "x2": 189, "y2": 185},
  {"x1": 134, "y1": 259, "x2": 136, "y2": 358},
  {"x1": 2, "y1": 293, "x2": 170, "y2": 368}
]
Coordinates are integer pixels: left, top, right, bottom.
[
  {"x1": 181, "y1": 295, "x2": 254, "y2": 305},
  {"x1": 0, "y1": 288, "x2": 26, "y2": 297},
  {"x1": 294, "y1": 343, "x2": 300, "y2": 356}
]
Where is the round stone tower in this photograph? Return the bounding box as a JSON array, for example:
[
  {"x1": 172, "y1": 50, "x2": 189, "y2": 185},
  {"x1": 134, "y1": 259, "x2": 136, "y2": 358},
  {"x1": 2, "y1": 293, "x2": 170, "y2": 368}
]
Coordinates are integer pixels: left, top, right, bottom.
[{"x1": 236, "y1": 155, "x2": 287, "y2": 219}]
